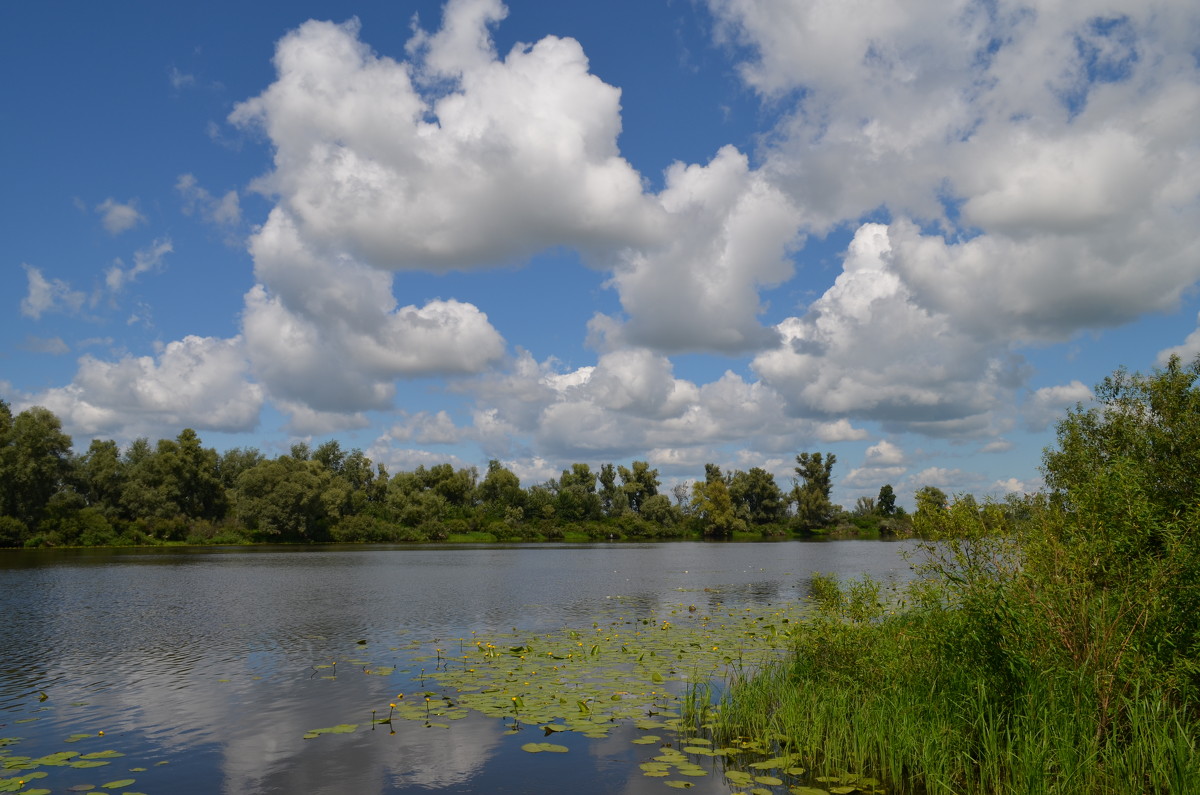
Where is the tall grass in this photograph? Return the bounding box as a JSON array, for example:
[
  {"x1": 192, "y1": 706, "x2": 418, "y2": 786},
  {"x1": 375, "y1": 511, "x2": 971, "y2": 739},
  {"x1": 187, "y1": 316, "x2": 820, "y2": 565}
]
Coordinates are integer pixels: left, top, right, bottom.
[{"x1": 712, "y1": 490, "x2": 1200, "y2": 793}]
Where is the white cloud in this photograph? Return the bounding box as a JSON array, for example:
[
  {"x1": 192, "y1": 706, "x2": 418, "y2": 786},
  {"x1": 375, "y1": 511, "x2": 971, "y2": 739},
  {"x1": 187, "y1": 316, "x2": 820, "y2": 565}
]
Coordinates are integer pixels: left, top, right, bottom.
[
  {"x1": 814, "y1": 419, "x2": 870, "y2": 442},
  {"x1": 1023, "y1": 380, "x2": 1092, "y2": 431},
  {"x1": 990, "y1": 477, "x2": 1030, "y2": 496},
  {"x1": 385, "y1": 410, "x2": 465, "y2": 445},
  {"x1": 461, "y1": 348, "x2": 848, "y2": 467},
  {"x1": 1157, "y1": 313, "x2": 1200, "y2": 366},
  {"x1": 230, "y1": 13, "x2": 656, "y2": 272},
  {"x1": 168, "y1": 66, "x2": 196, "y2": 90},
  {"x1": 865, "y1": 440, "x2": 905, "y2": 466},
  {"x1": 28, "y1": 335, "x2": 264, "y2": 439},
  {"x1": 907, "y1": 466, "x2": 982, "y2": 494},
  {"x1": 240, "y1": 209, "x2": 506, "y2": 422},
  {"x1": 20, "y1": 264, "x2": 86, "y2": 319},
  {"x1": 20, "y1": 335, "x2": 69, "y2": 355},
  {"x1": 706, "y1": 0, "x2": 1200, "y2": 441},
  {"x1": 105, "y1": 238, "x2": 173, "y2": 293},
  {"x1": 177, "y1": 174, "x2": 243, "y2": 230},
  {"x1": 752, "y1": 223, "x2": 1024, "y2": 434},
  {"x1": 844, "y1": 465, "x2": 907, "y2": 489},
  {"x1": 601, "y1": 146, "x2": 803, "y2": 353},
  {"x1": 95, "y1": 197, "x2": 146, "y2": 235}
]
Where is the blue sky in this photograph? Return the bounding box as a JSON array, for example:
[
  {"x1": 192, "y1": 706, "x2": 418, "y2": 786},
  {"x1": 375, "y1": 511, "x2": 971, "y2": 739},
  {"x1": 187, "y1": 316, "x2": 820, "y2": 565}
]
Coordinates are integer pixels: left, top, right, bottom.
[{"x1": 4, "y1": 0, "x2": 1199, "y2": 508}]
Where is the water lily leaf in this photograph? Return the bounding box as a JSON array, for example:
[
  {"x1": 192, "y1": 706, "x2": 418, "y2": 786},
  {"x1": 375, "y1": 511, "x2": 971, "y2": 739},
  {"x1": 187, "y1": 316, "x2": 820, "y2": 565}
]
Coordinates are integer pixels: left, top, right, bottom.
[
  {"x1": 102, "y1": 780, "x2": 136, "y2": 789},
  {"x1": 630, "y1": 735, "x2": 659, "y2": 745},
  {"x1": 70, "y1": 760, "x2": 110, "y2": 768},
  {"x1": 35, "y1": 751, "x2": 78, "y2": 765},
  {"x1": 754, "y1": 775, "x2": 783, "y2": 785},
  {"x1": 24, "y1": 789, "x2": 52, "y2": 795},
  {"x1": 829, "y1": 787, "x2": 858, "y2": 794},
  {"x1": 520, "y1": 743, "x2": 568, "y2": 753},
  {"x1": 64, "y1": 734, "x2": 94, "y2": 743},
  {"x1": 302, "y1": 724, "x2": 358, "y2": 739},
  {"x1": 664, "y1": 782, "x2": 694, "y2": 789},
  {"x1": 80, "y1": 751, "x2": 124, "y2": 759},
  {"x1": 789, "y1": 788, "x2": 830, "y2": 795}
]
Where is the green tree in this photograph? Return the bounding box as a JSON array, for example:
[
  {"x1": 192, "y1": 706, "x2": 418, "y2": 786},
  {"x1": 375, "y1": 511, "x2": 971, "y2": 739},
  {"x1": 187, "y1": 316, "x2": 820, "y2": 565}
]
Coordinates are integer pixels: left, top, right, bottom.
[
  {"x1": 556, "y1": 463, "x2": 601, "y2": 521},
  {"x1": 729, "y1": 467, "x2": 787, "y2": 525},
  {"x1": 913, "y1": 485, "x2": 949, "y2": 534},
  {"x1": 3, "y1": 406, "x2": 73, "y2": 529},
  {"x1": 598, "y1": 463, "x2": 623, "y2": 516},
  {"x1": 618, "y1": 461, "x2": 659, "y2": 514},
  {"x1": 1045, "y1": 354, "x2": 1200, "y2": 521},
  {"x1": 792, "y1": 452, "x2": 837, "y2": 531},
  {"x1": 233, "y1": 456, "x2": 331, "y2": 540},
  {"x1": 877, "y1": 483, "x2": 897, "y2": 516},
  {"x1": 76, "y1": 439, "x2": 125, "y2": 518},
  {"x1": 692, "y1": 464, "x2": 745, "y2": 537},
  {"x1": 479, "y1": 460, "x2": 525, "y2": 516}
]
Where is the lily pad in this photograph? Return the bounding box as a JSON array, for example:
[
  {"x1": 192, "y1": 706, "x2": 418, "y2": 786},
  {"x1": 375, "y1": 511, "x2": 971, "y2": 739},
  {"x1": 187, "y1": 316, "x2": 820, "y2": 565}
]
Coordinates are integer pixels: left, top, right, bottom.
[
  {"x1": 520, "y1": 742, "x2": 568, "y2": 753},
  {"x1": 102, "y1": 780, "x2": 136, "y2": 789}
]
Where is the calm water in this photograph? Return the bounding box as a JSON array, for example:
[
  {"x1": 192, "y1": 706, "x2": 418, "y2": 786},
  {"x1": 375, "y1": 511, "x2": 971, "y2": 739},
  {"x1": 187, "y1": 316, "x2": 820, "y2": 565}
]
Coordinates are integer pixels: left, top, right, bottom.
[{"x1": 0, "y1": 541, "x2": 914, "y2": 794}]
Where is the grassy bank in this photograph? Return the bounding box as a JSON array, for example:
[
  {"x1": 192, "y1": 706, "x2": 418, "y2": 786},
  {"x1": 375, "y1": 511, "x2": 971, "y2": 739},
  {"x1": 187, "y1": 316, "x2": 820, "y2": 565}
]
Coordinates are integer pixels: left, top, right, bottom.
[
  {"x1": 712, "y1": 501, "x2": 1200, "y2": 792},
  {"x1": 712, "y1": 574, "x2": 1197, "y2": 792}
]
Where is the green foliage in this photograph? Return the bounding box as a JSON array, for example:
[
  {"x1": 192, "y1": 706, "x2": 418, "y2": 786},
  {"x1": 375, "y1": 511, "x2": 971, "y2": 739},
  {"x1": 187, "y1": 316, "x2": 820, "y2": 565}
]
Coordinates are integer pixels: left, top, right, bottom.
[
  {"x1": 233, "y1": 456, "x2": 332, "y2": 540},
  {"x1": 714, "y1": 359, "x2": 1200, "y2": 792},
  {"x1": 728, "y1": 467, "x2": 787, "y2": 525},
  {"x1": 618, "y1": 461, "x2": 660, "y2": 514},
  {"x1": 877, "y1": 484, "x2": 896, "y2": 516},
  {"x1": 792, "y1": 452, "x2": 837, "y2": 532},
  {"x1": 691, "y1": 464, "x2": 745, "y2": 537}
]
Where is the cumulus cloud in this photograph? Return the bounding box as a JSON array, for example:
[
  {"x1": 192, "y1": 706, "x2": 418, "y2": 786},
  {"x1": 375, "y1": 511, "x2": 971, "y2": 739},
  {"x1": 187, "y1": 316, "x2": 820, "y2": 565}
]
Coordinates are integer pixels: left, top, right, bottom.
[
  {"x1": 752, "y1": 224, "x2": 1025, "y2": 435},
  {"x1": 20, "y1": 264, "x2": 86, "y2": 319},
  {"x1": 95, "y1": 198, "x2": 146, "y2": 235},
  {"x1": 225, "y1": 4, "x2": 824, "y2": 427},
  {"x1": 865, "y1": 440, "x2": 905, "y2": 466},
  {"x1": 460, "y1": 348, "x2": 844, "y2": 467},
  {"x1": 230, "y1": 10, "x2": 656, "y2": 271},
  {"x1": 706, "y1": 0, "x2": 1200, "y2": 440},
  {"x1": 601, "y1": 146, "x2": 803, "y2": 353},
  {"x1": 385, "y1": 410, "x2": 465, "y2": 445},
  {"x1": 28, "y1": 335, "x2": 264, "y2": 438}
]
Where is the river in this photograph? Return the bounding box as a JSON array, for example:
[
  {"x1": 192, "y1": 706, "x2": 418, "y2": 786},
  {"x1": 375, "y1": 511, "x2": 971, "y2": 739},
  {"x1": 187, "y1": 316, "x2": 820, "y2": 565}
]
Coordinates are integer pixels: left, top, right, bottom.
[{"x1": 0, "y1": 541, "x2": 914, "y2": 794}]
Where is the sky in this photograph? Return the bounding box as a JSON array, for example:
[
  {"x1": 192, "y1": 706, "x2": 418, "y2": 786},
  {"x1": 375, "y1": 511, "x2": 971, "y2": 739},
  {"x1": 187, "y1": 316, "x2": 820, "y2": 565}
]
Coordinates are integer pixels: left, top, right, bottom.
[{"x1": 3, "y1": 0, "x2": 1199, "y2": 509}]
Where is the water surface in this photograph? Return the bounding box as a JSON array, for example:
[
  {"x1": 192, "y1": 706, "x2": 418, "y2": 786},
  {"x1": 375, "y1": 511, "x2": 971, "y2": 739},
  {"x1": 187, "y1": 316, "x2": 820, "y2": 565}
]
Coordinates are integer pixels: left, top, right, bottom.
[{"x1": 0, "y1": 541, "x2": 914, "y2": 794}]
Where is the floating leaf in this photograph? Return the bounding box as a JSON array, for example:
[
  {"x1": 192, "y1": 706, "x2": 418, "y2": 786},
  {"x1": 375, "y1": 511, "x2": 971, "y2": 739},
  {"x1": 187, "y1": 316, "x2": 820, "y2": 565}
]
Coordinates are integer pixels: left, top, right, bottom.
[
  {"x1": 664, "y1": 782, "x2": 694, "y2": 789},
  {"x1": 754, "y1": 775, "x2": 783, "y2": 785},
  {"x1": 520, "y1": 743, "x2": 568, "y2": 753},
  {"x1": 302, "y1": 724, "x2": 358, "y2": 739},
  {"x1": 80, "y1": 751, "x2": 125, "y2": 760},
  {"x1": 102, "y1": 780, "x2": 136, "y2": 789},
  {"x1": 70, "y1": 760, "x2": 110, "y2": 768}
]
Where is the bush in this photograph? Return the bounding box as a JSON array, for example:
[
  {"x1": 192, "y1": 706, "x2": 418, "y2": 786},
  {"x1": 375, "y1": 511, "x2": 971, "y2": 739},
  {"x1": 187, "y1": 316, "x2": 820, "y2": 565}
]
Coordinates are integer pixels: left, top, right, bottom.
[{"x1": 0, "y1": 516, "x2": 28, "y2": 547}]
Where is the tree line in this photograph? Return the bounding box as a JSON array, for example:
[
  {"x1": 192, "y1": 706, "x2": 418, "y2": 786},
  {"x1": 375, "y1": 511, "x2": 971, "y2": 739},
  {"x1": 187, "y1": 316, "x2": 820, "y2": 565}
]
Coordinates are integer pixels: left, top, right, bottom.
[{"x1": 0, "y1": 399, "x2": 916, "y2": 548}]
